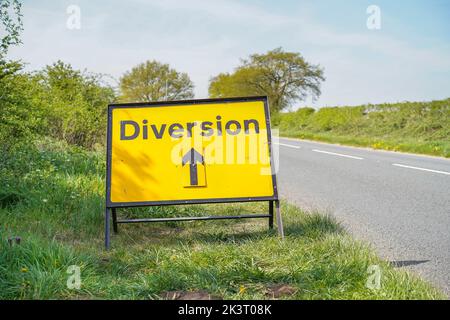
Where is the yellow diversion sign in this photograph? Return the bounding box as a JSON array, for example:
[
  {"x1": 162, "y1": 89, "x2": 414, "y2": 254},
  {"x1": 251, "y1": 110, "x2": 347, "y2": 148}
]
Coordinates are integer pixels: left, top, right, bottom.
[
  {"x1": 106, "y1": 96, "x2": 277, "y2": 205},
  {"x1": 104, "y1": 96, "x2": 282, "y2": 249}
]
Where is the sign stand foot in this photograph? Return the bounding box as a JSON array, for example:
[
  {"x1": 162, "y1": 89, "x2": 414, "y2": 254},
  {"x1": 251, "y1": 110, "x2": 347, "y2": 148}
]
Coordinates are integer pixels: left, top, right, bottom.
[
  {"x1": 112, "y1": 208, "x2": 118, "y2": 234},
  {"x1": 269, "y1": 201, "x2": 274, "y2": 229},
  {"x1": 105, "y1": 207, "x2": 111, "y2": 250},
  {"x1": 275, "y1": 200, "x2": 284, "y2": 239}
]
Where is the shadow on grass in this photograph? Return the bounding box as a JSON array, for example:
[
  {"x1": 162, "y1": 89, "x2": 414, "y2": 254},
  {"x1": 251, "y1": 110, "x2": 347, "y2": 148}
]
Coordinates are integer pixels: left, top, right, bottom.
[
  {"x1": 114, "y1": 208, "x2": 344, "y2": 248},
  {"x1": 284, "y1": 212, "x2": 344, "y2": 237},
  {"x1": 389, "y1": 260, "x2": 430, "y2": 268}
]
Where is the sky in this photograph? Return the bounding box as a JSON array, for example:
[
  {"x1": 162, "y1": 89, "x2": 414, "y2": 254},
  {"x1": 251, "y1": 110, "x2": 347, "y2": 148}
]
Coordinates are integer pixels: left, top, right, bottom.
[{"x1": 7, "y1": 0, "x2": 450, "y2": 109}]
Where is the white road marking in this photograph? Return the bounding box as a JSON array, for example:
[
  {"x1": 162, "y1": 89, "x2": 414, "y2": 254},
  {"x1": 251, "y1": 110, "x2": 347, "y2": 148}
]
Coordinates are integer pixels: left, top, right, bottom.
[
  {"x1": 275, "y1": 142, "x2": 301, "y2": 149},
  {"x1": 312, "y1": 149, "x2": 364, "y2": 160},
  {"x1": 392, "y1": 163, "x2": 450, "y2": 176}
]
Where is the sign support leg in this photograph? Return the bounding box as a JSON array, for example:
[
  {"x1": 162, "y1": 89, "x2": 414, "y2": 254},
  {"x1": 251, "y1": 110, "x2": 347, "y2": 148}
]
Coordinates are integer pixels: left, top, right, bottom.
[
  {"x1": 112, "y1": 208, "x2": 118, "y2": 234},
  {"x1": 275, "y1": 200, "x2": 284, "y2": 239},
  {"x1": 269, "y1": 201, "x2": 274, "y2": 229},
  {"x1": 105, "y1": 207, "x2": 111, "y2": 250}
]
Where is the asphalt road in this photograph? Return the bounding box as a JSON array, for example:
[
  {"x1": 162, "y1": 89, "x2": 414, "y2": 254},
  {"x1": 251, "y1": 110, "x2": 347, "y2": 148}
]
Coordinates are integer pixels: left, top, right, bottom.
[{"x1": 275, "y1": 137, "x2": 450, "y2": 295}]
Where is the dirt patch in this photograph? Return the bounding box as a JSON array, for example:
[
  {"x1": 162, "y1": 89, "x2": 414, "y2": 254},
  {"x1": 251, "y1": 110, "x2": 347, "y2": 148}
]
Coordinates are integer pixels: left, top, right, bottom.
[
  {"x1": 265, "y1": 284, "x2": 297, "y2": 298},
  {"x1": 161, "y1": 290, "x2": 221, "y2": 300}
]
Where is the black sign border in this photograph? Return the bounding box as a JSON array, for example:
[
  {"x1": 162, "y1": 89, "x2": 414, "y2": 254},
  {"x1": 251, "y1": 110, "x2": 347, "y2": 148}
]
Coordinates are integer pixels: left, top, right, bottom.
[{"x1": 105, "y1": 96, "x2": 279, "y2": 208}]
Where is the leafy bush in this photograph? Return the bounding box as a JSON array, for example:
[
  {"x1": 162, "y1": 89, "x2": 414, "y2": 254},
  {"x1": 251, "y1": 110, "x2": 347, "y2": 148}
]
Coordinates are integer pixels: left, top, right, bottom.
[
  {"x1": 0, "y1": 61, "x2": 46, "y2": 149},
  {"x1": 0, "y1": 60, "x2": 116, "y2": 150},
  {"x1": 35, "y1": 61, "x2": 116, "y2": 148}
]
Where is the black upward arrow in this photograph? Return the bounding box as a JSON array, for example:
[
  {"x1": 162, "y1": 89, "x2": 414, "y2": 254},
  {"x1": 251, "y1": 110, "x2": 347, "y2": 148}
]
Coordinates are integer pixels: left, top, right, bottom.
[{"x1": 182, "y1": 148, "x2": 204, "y2": 186}]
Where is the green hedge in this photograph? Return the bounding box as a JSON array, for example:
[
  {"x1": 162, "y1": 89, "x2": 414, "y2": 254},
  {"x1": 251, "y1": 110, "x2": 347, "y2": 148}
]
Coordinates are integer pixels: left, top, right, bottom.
[{"x1": 278, "y1": 99, "x2": 450, "y2": 157}]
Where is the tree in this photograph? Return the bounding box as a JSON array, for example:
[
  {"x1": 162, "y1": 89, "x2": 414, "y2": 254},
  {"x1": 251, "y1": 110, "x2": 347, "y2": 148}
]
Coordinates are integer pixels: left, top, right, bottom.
[
  {"x1": 36, "y1": 61, "x2": 116, "y2": 148},
  {"x1": 0, "y1": 62, "x2": 40, "y2": 148},
  {"x1": 0, "y1": 1, "x2": 29, "y2": 149},
  {"x1": 0, "y1": 0, "x2": 23, "y2": 59},
  {"x1": 119, "y1": 60, "x2": 194, "y2": 102},
  {"x1": 209, "y1": 48, "x2": 325, "y2": 113}
]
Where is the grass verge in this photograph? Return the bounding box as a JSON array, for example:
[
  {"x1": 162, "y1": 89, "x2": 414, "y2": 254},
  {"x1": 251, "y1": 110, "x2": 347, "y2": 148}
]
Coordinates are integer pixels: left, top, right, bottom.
[{"x1": 280, "y1": 130, "x2": 450, "y2": 158}]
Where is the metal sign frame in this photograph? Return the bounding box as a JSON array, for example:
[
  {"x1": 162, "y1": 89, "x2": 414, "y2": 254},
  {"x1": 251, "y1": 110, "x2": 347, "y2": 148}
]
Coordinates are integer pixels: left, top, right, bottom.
[{"x1": 104, "y1": 96, "x2": 283, "y2": 249}]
